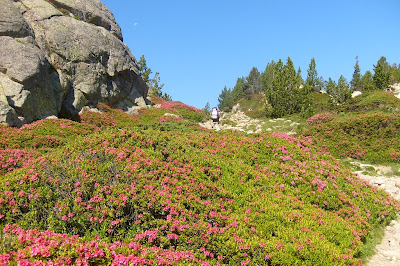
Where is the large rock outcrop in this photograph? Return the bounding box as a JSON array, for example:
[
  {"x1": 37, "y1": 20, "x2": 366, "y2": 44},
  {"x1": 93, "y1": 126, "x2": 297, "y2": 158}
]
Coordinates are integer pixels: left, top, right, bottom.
[{"x1": 0, "y1": 0, "x2": 149, "y2": 126}]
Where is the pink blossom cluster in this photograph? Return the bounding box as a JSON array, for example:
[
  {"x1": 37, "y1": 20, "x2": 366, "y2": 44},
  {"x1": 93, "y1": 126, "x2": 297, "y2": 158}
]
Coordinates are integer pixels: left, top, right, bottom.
[
  {"x1": 0, "y1": 224, "x2": 204, "y2": 265},
  {"x1": 306, "y1": 113, "x2": 334, "y2": 124}
]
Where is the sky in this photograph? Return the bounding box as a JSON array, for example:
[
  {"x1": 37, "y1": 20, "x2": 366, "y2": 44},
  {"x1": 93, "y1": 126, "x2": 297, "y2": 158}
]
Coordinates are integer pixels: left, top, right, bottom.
[{"x1": 102, "y1": 0, "x2": 400, "y2": 109}]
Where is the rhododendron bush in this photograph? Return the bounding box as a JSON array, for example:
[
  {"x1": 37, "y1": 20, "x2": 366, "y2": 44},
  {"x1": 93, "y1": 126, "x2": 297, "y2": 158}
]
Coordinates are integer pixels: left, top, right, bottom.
[
  {"x1": 0, "y1": 101, "x2": 399, "y2": 265},
  {"x1": 301, "y1": 112, "x2": 400, "y2": 163}
]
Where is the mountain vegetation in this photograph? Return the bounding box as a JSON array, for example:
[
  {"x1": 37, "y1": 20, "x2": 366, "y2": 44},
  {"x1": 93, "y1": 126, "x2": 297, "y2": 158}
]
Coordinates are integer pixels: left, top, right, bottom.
[
  {"x1": 1, "y1": 95, "x2": 399, "y2": 265},
  {"x1": 218, "y1": 56, "x2": 400, "y2": 118}
]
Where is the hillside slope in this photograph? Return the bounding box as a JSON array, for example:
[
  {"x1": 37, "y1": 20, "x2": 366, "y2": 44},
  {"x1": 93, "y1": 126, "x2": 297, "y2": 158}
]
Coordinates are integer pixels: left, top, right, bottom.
[{"x1": 0, "y1": 99, "x2": 398, "y2": 265}]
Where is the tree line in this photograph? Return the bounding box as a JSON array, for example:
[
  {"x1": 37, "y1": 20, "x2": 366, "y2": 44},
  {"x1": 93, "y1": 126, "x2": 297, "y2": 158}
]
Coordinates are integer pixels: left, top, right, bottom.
[{"x1": 217, "y1": 56, "x2": 400, "y2": 117}]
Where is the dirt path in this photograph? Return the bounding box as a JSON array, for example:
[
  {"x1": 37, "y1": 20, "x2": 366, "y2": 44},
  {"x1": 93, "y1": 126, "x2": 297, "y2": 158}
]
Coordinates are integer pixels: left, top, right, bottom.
[{"x1": 350, "y1": 161, "x2": 400, "y2": 265}]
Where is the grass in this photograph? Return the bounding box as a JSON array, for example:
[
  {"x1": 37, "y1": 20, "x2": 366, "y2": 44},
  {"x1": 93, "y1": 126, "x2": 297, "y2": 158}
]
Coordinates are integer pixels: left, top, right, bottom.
[{"x1": 357, "y1": 221, "x2": 389, "y2": 261}]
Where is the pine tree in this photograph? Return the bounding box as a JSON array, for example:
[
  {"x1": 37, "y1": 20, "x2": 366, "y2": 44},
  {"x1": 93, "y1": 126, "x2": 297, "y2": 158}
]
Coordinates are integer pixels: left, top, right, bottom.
[
  {"x1": 325, "y1": 77, "x2": 337, "y2": 96},
  {"x1": 297, "y1": 67, "x2": 304, "y2": 85},
  {"x1": 285, "y1": 57, "x2": 302, "y2": 114},
  {"x1": 246, "y1": 67, "x2": 261, "y2": 94},
  {"x1": 328, "y1": 76, "x2": 350, "y2": 104},
  {"x1": 137, "y1": 55, "x2": 152, "y2": 82},
  {"x1": 373, "y1": 56, "x2": 390, "y2": 90},
  {"x1": 218, "y1": 86, "x2": 234, "y2": 112},
  {"x1": 203, "y1": 102, "x2": 211, "y2": 113},
  {"x1": 150, "y1": 72, "x2": 164, "y2": 97},
  {"x1": 306, "y1": 57, "x2": 318, "y2": 91},
  {"x1": 261, "y1": 61, "x2": 276, "y2": 94},
  {"x1": 161, "y1": 93, "x2": 172, "y2": 101},
  {"x1": 232, "y1": 77, "x2": 247, "y2": 101},
  {"x1": 350, "y1": 56, "x2": 362, "y2": 91},
  {"x1": 361, "y1": 70, "x2": 376, "y2": 91},
  {"x1": 336, "y1": 75, "x2": 351, "y2": 104}
]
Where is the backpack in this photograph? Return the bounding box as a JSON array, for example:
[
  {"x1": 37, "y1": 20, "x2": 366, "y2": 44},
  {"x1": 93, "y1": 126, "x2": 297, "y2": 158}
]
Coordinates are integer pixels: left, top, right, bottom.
[{"x1": 211, "y1": 108, "x2": 219, "y2": 119}]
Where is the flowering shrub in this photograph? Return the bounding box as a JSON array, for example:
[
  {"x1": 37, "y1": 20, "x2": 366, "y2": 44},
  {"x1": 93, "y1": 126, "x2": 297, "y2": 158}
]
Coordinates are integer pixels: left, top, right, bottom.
[
  {"x1": 140, "y1": 97, "x2": 208, "y2": 123},
  {"x1": 306, "y1": 113, "x2": 335, "y2": 124},
  {"x1": 0, "y1": 149, "x2": 39, "y2": 175},
  {"x1": 301, "y1": 112, "x2": 400, "y2": 163},
  {"x1": 338, "y1": 91, "x2": 400, "y2": 113},
  {"x1": 79, "y1": 103, "x2": 139, "y2": 128},
  {"x1": 0, "y1": 105, "x2": 399, "y2": 265}
]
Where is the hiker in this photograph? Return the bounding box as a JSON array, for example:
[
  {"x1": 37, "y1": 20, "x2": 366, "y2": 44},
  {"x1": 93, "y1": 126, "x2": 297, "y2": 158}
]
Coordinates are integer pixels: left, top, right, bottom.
[{"x1": 210, "y1": 107, "x2": 220, "y2": 129}]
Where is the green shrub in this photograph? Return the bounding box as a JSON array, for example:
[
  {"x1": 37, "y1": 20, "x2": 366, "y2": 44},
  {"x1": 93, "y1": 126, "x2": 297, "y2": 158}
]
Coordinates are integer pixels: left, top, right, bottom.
[
  {"x1": 310, "y1": 92, "x2": 333, "y2": 114},
  {"x1": 0, "y1": 105, "x2": 398, "y2": 265},
  {"x1": 245, "y1": 109, "x2": 266, "y2": 119},
  {"x1": 338, "y1": 91, "x2": 400, "y2": 113},
  {"x1": 301, "y1": 112, "x2": 400, "y2": 163}
]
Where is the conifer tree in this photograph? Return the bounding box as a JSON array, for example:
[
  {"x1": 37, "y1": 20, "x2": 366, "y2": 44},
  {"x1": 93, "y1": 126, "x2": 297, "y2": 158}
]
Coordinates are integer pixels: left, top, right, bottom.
[
  {"x1": 151, "y1": 72, "x2": 164, "y2": 97},
  {"x1": 325, "y1": 77, "x2": 337, "y2": 96},
  {"x1": 283, "y1": 57, "x2": 302, "y2": 114},
  {"x1": 337, "y1": 75, "x2": 351, "y2": 103},
  {"x1": 137, "y1": 55, "x2": 152, "y2": 82},
  {"x1": 232, "y1": 77, "x2": 247, "y2": 101},
  {"x1": 373, "y1": 56, "x2": 390, "y2": 90},
  {"x1": 327, "y1": 76, "x2": 350, "y2": 104},
  {"x1": 297, "y1": 67, "x2": 304, "y2": 85},
  {"x1": 218, "y1": 86, "x2": 234, "y2": 112},
  {"x1": 261, "y1": 61, "x2": 276, "y2": 94},
  {"x1": 361, "y1": 70, "x2": 376, "y2": 91},
  {"x1": 306, "y1": 57, "x2": 318, "y2": 91},
  {"x1": 203, "y1": 102, "x2": 211, "y2": 113},
  {"x1": 246, "y1": 67, "x2": 261, "y2": 94},
  {"x1": 350, "y1": 56, "x2": 362, "y2": 91}
]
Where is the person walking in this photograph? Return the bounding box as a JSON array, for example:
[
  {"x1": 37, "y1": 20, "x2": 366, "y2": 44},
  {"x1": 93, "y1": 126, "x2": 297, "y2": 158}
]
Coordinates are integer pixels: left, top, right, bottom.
[{"x1": 210, "y1": 107, "x2": 221, "y2": 130}]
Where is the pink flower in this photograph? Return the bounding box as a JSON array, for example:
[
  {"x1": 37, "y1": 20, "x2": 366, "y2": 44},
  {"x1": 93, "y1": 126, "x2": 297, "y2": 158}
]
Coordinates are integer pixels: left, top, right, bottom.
[
  {"x1": 276, "y1": 242, "x2": 284, "y2": 250},
  {"x1": 111, "y1": 219, "x2": 121, "y2": 226},
  {"x1": 167, "y1": 233, "x2": 179, "y2": 240}
]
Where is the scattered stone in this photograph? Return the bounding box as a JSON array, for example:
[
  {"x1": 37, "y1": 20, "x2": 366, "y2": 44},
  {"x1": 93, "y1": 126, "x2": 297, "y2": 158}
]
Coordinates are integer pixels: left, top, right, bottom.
[
  {"x1": 164, "y1": 113, "x2": 180, "y2": 118},
  {"x1": 374, "y1": 179, "x2": 385, "y2": 185},
  {"x1": 395, "y1": 181, "x2": 400, "y2": 189},
  {"x1": 352, "y1": 91, "x2": 362, "y2": 98}
]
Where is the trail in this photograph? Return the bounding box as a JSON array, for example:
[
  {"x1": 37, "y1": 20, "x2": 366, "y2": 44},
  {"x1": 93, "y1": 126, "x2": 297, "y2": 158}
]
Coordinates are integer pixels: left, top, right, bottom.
[{"x1": 351, "y1": 162, "x2": 400, "y2": 266}]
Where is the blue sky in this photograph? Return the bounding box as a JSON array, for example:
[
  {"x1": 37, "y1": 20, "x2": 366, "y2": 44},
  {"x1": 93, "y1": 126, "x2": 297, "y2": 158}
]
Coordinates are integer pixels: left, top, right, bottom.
[{"x1": 102, "y1": 0, "x2": 399, "y2": 109}]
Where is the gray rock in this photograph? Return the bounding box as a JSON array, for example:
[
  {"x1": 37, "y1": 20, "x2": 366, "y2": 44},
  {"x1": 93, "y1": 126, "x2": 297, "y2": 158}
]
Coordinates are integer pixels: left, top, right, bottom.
[
  {"x1": 0, "y1": 37, "x2": 61, "y2": 123},
  {"x1": 43, "y1": 0, "x2": 123, "y2": 40},
  {"x1": 19, "y1": 0, "x2": 63, "y2": 22},
  {"x1": 0, "y1": 0, "x2": 149, "y2": 126},
  {"x1": 30, "y1": 15, "x2": 148, "y2": 117},
  {"x1": 0, "y1": 98, "x2": 19, "y2": 127},
  {"x1": 0, "y1": 0, "x2": 34, "y2": 38}
]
